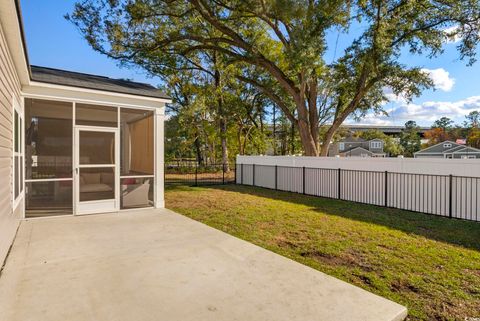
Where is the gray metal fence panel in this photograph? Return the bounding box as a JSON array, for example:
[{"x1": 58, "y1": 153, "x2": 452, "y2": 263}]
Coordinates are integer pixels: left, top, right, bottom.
[
  {"x1": 452, "y1": 176, "x2": 480, "y2": 221},
  {"x1": 304, "y1": 168, "x2": 338, "y2": 199},
  {"x1": 253, "y1": 165, "x2": 276, "y2": 189},
  {"x1": 236, "y1": 162, "x2": 480, "y2": 222},
  {"x1": 340, "y1": 170, "x2": 385, "y2": 206},
  {"x1": 277, "y1": 166, "x2": 303, "y2": 193}
]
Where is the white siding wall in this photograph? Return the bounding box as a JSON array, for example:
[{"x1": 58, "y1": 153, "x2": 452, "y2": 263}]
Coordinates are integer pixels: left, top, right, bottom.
[{"x1": 0, "y1": 21, "x2": 22, "y2": 266}]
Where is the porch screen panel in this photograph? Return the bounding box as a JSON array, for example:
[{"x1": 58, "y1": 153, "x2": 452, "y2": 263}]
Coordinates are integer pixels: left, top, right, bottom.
[
  {"x1": 24, "y1": 99, "x2": 73, "y2": 179},
  {"x1": 79, "y1": 167, "x2": 115, "y2": 202},
  {"x1": 79, "y1": 131, "x2": 115, "y2": 165},
  {"x1": 24, "y1": 98, "x2": 73, "y2": 217},
  {"x1": 76, "y1": 103, "x2": 118, "y2": 127},
  {"x1": 120, "y1": 108, "x2": 154, "y2": 176},
  {"x1": 25, "y1": 181, "x2": 73, "y2": 217},
  {"x1": 120, "y1": 108, "x2": 154, "y2": 209}
]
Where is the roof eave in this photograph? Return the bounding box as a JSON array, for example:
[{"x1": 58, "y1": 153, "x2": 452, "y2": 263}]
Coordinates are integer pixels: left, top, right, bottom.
[{"x1": 25, "y1": 80, "x2": 172, "y2": 105}]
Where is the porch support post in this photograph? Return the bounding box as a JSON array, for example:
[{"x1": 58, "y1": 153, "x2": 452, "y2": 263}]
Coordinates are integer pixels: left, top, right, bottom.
[{"x1": 154, "y1": 107, "x2": 165, "y2": 208}]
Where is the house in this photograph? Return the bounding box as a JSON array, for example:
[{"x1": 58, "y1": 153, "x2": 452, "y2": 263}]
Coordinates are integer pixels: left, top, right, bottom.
[
  {"x1": 329, "y1": 137, "x2": 386, "y2": 157},
  {"x1": 414, "y1": 140, "x2": 480, "y2": 159},
  {"x1": 0, "y1": 0, "x2": 171, "y2": 265}
]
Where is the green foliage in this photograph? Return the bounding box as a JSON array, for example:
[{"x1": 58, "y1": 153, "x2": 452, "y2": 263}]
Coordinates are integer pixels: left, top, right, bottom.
[
  {"x1": 465, "y1": 111, "x2": 480, "y2": 128},
  {"x1": 432, "y1": 117, "x2": 454, "y2": 130},
  {"x1": 467, "y1": 128, "x2": 480, "y2": 148},
  {"x1": 424, "y1": 114, "x2": 480, "y2": 147},
  {"x1": 67, "y1": 0, "x2": 480, "y2": 156},
  {"x1": 399, "y1": 121, "x2": 421, "y2": 157}
]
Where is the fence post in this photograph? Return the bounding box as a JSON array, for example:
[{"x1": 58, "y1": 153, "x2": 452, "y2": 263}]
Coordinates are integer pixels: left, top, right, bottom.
[
  {"x1": 384, "y1": 171, "x2": 388, "y2": 207},
  {"x1": 233, "y1": 163, "x2": 236, "y2": 184},
  {"x1": 253, "y1": 164, "x2": 256, "y2": 186},
  {"x1": 303, "y1": 166, "x2": 306, "y2": 195},
  {"x1": 241, "y1": 164, "x2": 244, "y2": 185},
  {"x1": 338, "y1": 168, "x2": 341, "y2": 199},
  {"x1": 195, "y1": 162, "x2": 198, "y2": 186},
  {"x1": 275, "y1": 165, "x2": 278, "y2": 190},
  {"x1": 449, "y1": 174, "x2": 453, "y2": 218}
]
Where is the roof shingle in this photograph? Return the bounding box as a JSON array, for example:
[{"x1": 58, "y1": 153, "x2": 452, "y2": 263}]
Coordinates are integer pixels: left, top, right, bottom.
[{"x1": 30, "y1": 65, "x2": 170, "y2": 100}]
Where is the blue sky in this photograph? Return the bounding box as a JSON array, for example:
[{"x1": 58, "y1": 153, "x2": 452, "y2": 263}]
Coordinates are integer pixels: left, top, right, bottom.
[
  {"x1": 21, "y1": 1, "x2": 480, "y2": 127},
  {"x1": 20, "y1": 0, "x2": 162, "y2": 85}
]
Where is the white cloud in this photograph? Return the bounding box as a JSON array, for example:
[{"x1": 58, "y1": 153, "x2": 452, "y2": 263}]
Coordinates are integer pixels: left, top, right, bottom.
[
  {"x1": 349, "y1": 96, "x2": 480, "y2": 126},
  {"x1": 421, "y1": 68, "x2": 455, "y2": 92}
]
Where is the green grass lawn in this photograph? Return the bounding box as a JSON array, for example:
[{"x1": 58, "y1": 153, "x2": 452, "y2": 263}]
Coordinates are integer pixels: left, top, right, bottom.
[{"x1": 165, "y1": 184, "x2": 480, "y2": 321}]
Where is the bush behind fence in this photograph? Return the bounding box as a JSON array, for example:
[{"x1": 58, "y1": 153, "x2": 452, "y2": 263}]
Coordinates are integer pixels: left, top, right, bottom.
[{"x1": 236, "y1": 163, "x2": 480, "y2": 222}]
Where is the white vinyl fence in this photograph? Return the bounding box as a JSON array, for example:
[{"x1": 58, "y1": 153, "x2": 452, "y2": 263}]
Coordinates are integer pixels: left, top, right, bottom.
[{"x1": 236, "y1": 156, "x2": 480, "y2": 222}]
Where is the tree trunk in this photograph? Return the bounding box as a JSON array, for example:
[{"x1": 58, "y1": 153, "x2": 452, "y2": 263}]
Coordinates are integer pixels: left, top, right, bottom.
[
  {"x1": 272, "y1": 104, "x2": 277, "y2": 155},
  {"x1": 290, "y1": 119, "x2": 295, "y2": 154},
  {"x1": 220, "y1": 117, "x2": 229, "y2": 171},
  {"x1": 320, "y1": 125, "x2": 336, "y2": 156},
  {"x1": 194, "y1": 134, "x2": 203, "y2": 165},
  {"x1": 297, "y1": 117, "x2": 318, "y2": 156},
  {"x1": 213, "y1": 52, "x2": 230, "y2": 172}
]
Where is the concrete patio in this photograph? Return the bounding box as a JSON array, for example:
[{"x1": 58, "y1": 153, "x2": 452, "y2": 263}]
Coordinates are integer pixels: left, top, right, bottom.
[{"x1": 0, "y1": 209, "x2": 407, "y2": 321}]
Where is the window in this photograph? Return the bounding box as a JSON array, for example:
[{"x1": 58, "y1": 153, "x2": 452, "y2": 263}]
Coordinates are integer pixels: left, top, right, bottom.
[
  {"x1": 370, "y1": 141, "x2": 382, "y2": 149},
  {"x1": 339, "y1": 143, "x2": 345, "y2": 151},
  {"x1": 443, "y1": 143, "x2": 452, "y2": 148},
  {"x1": 461, "y1": 155, "x2": 476, "y2": 159},
  {"x1": 13, "y1": 98, "x2": 24, "y2": 208}
]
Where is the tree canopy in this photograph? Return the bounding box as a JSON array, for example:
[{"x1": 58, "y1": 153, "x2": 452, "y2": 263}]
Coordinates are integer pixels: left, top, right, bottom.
[{"x1": 67, "y1": 0, "x2": 480, "y2": 156}]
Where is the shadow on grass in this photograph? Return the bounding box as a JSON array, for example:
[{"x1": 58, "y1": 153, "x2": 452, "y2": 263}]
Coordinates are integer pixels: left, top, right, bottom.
[{"x1": 170, "y1": 184, "x2": 480, "y2": 252}]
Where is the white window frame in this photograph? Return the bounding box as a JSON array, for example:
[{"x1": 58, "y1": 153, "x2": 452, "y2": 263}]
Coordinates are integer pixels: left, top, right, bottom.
[
  {"x1": 12, "y1": 96, "x2": 24, "y2": 210},
  {"x1": 370, "y1": 141, "x2": 382, "y2": 149},
  {"x1": 339, "y1": 142, "x2": 345, "y2": 151},
  {"x1": 443, "y1": 143, "x2": 452, "y2": 148}
]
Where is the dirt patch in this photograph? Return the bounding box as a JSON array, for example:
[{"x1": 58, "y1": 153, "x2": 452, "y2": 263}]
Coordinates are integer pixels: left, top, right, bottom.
[
  {"x1": 353, "y1": 273, "x2": 373, "y2": 286},
  {"x1": 390, "y1": 279, "x2": 420, "y2": 293},
  {"x1": 275, "y1": 237, "x2": 299, "y2": 250},
  {"x1": 299, "y1": 249, "x2": 375, "y2": 272}
]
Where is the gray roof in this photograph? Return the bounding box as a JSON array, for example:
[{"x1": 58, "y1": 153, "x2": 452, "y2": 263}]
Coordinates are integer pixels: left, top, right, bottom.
[
  {"x1": 30, "y1": 65, "x2": 170, "y2": 100},
  {"x1": 414, "y1": 140, "x2": 461, "y2": 155},
  {"x1": 452, "y1": 146, "x2": 480, "y2": 154},
  {"x1": 443, "y1": 145, "x2": 466, "y2": 154}
]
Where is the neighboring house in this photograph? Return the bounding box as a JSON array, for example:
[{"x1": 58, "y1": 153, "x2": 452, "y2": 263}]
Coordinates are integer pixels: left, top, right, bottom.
[
  {"x1": 0, "y1": 1, "x2": 171, "y2": 265},
  {"x1": 329, "y1": 137, "x2": 386, "y2": 157},
  {"x1": 414, "y1": 140, "x2": 480, "y2": 159}
]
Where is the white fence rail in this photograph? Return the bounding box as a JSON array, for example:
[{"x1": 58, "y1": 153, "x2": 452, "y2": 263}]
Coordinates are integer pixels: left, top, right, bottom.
[{"x1": 236, "y1": 157, "x2": 480, "y2": 222}]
